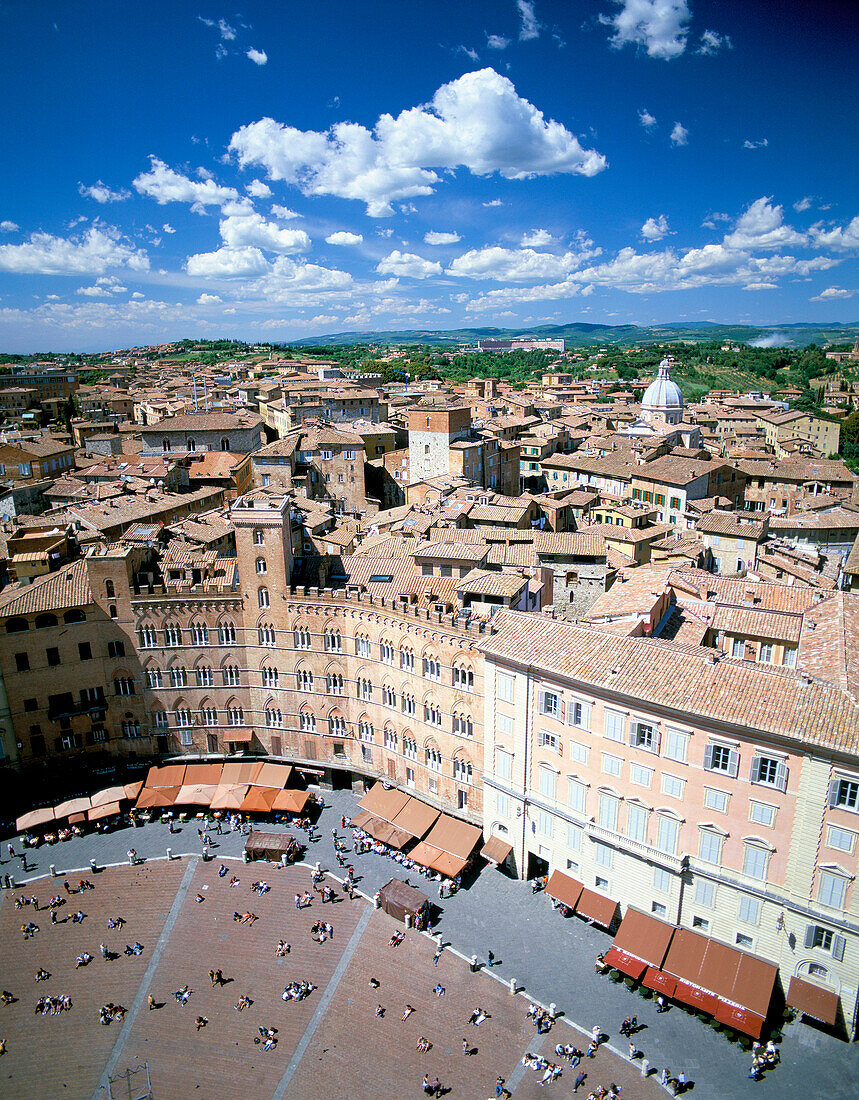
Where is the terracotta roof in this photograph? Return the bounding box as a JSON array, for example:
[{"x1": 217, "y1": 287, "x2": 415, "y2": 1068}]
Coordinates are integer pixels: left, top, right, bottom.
[
  {"x1": 710, "y1": 605, "x2": 803, "y2": 643},
  {"x1": 695, "y1": 511, "x2": 767, "y2": 538},
  {"x1": 455, "y1": 568, "x2": 528, "y2": 598},
  {"x1": 669, "y1": 569, "x2": 820, "y2": 613},
  {"x1": 481, "y1": 610, "x2": 859, "y2": 753},
  {"x1": 0, "y1": 559, "x2": 92, "y2": 617},
  {"x1": 798, "y1": 593, "x2": 859, "y2": 701}
]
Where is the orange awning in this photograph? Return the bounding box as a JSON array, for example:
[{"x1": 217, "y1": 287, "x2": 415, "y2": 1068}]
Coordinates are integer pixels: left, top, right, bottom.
[
  {"x1": 182, "y1": 763, "x2": 224, "y2": 786},
  {"x1": 641, "y1": 968, "x2": 677, "y2": 997},
  {"x1": 610, "y1": 908, "x2": 676, "y2": 970},
  {"x1": 16, "y1": 807, "x2": 55, "y2": 831},
  {"x1": 271, "y1": 789, "x2": 311, "y2": 814},
  {"x1": 714, "y1": 1001, "x2": 765, "y2": 1038},
  {"x1": 90, "y1": 786, "x2": 127, "y2": 808},
  {"x1": 240, "y1": 786, "x2": 280, "y2": 814},
  {"x1": 419, "y1": 814, "x2": 482, "y2": 861},
  {"x1": 357, "y1": 781, "x2": 411, "y2": 821},
  {"x1": 136, "y1": 786, "x2": 181, "y2": 809},
  {"x1": 54, "y1": 796, "x2": 92, "y2": 818},
  {"x1": 146, "y1": 763, "x2": 187, "y2": 787},
  {"x1": 223, "y1": 728, "x2": 254, "y2": 743},
  {"x1": 209, "y1": 784, "x2": 250, "y2": 810},
  {"x1": 68, "y1": 812, "x2": 87, "y2": 824},
  {"x1": 481, "y1": 835, "x2": 514, "y2": 864},
  {"x1": 88, "y1": 801, "x2": 122, "y2": 821},
  {"x1": 546, "y1": 870, "x2": 583, "y2": 910},
  {"x1": 174, "y1": 784, "x2": 218, "y2": 807},
  {"x1": 673, "y1": 980, "x2": 719, "y2": 1016},
  {"x1": 221, "y1": 761, "x2": 263, "y2": 785},
  {"x1": 604, "y1": 947, "x2": 647, "y2": 981},
  {"x1": 124, "y1": 780, "x2": 144, "y2": 801},
  {"x1": 787, "y1": 976, "x2": 839, "y2": 1026},
  {"x1": 251, "y1": 762, "x2": 294, "y2": 789},
  {"x1": 575, "y1": 887, "x2": 618, "y2": 929},
  {"x1": 408, "y1": 841, "x2": 470, "y2": 879}
]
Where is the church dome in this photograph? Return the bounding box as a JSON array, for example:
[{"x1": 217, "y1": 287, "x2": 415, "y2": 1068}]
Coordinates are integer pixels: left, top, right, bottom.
[{"x1": 642, "y1": 358, "x2": 683, "y2": 411}]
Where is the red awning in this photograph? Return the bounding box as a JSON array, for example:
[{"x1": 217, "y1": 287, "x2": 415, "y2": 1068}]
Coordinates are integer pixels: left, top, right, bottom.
[
  {"x1": 673, "y1": 980, "x2": 719, "y2": 1016},
  {"x1": 575, "y1": 887, "x2": 618, "y2": 929},
  {"x1": 604, "y1": 947, "x2": 648, "y2": 981},
  {"x1": 545, "y1": 870, "x2": 583, "y2": 910},
  {"x1": 610, "y1": 908, "x2": 676, "y2": 970},
  {"x1": 641, "y1": 968, "x2": 678, "y2": 997},
  {"x1": 714, "y1": 1001, "x2": 765, "y2": 1038},
  {"x1": 787, "y1": 976, "x2": 839, "y2": 1026}
]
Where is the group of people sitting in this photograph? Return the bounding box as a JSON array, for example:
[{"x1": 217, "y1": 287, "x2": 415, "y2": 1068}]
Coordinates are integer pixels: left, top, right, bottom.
[
  {"x1": 310, "y1": 921, "x2": 332, "y2": 942},
  {"x1": 281, "y1": 980, "x2": 315, "y2": 1002},
  {"x1": 34, "y1": 995, "x2": 72, "y2": 1015},
  {"x1": 520, "y1": 1053, "x2": 563, "y2": 1085},
  {"x1": 748, "y1": 1041, "x2": 780, "y2": 1080},
  {"x1": 98, "y1": 1002, "x2": 127, "y2": 1025},
  {"x1": 526, "y1": 1001, "x2": 555, "y2": 1033}
]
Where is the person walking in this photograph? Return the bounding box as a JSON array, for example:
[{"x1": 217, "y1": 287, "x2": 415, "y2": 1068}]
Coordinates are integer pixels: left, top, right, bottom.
[
  {"x1": 573, "y1": 1070, "x2": 587, "y2": 1092},
  {"x1": 433, "y1": 947, "x2": 442, "y2": 966},
  {"x1": 486, "y1": 950, "x2": 495, "y2": 968}
]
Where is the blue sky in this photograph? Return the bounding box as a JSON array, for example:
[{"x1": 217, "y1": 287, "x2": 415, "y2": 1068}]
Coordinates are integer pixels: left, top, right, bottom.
[{"x1": 0, "y1": 0, "x2": 856, "y2": 351}]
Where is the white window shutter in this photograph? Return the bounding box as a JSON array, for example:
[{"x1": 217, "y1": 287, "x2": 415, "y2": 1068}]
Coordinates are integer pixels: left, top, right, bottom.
[
  {"x1": 828, "y1": 780, "x2": 840, "y2": 808},
  {"x1": 775, "y1": 762, "x2": 788, "y2": 792},
  {"x1": 832, "y1": 933, "x2": 846, "y2": 962},
  {"x1": 803, "y1": 924, "x2": 816, "y2": 949},
  {"x1": 750, "y1": 757, "x2": 761, "y2": 784},
  {"x1": 628, "y1": 721, "x2": 638, "y2": 747},
  {"x1": 703, "y1": 744, "x2": 714, "y2": 771},
  {"x1": 728, "y1": 749, "x2": 740, "y2": 778}
]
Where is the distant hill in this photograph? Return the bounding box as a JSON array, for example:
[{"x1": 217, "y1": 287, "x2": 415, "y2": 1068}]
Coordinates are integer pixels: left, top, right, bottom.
[{"x1": 289, "y1": 321, "x2": 859, "y2": 350}]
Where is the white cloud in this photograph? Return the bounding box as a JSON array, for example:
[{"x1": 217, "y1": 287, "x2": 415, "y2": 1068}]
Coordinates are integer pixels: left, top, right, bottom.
[
  {"x1": 670, "y1": 122, "x2": 688, "y2": 146},
  {"x1": 215, "y1": 43, "x2": 228, "y2": 61},
  {"x1": 185, "y1": 246, "x2": 269, "y2": 278},
  {"x1": 197, "y1": 293, "x2": 222, "y2": 305},
  {"x1": 447, "y1": 244, "x2": 597, "y2": 282},
  {"x1": 639, "y1": 108, "x2": 657, "y2": 129},
  {"x1": 219, "y1": 212, "x2": 310, "y2": 254},
  {"x1": 793, "y1": 196, "x2": 813, "y2": 213},
  {"x1": 78, "y1": 181, "x2": 131, "y2": 203},
  {"x1": 723, "y1": 197, "x2": 806, "y2": 251},
  {"x1": 517, "y1": 0, "x2": 540, "y2": 41},
  {"x1": 229, "y1": 67, "x2": 606, "y2": 217},
  {"x1": 641, "y1": 214, "x2": 671, "y2": 241},
  {"x1": 162, "y1": 223, "x2": 176, "y2": 234},
  {"x1": 458, "y1": 45, "x2": 480, "y2": 61},
  {"x1": 810, "y1": 286, "x2": 854, "y2": 301},
  {"x1": 271, "y1": 205, "x2": 301, "y2": 220},
  {"x1": 0, "y1": 226, "x2": 149, "y2": 276},
  {"x1": 133, "y1": 157, "x2": 241, "y2": 210},
  {"x1": 697, "y1": 29, "x2": 732, "y2": 55},
  {"x1": 487, "y1": 34, "x2": 509, "y2": 49},
  {"x1": 198, "y1": 16, "x2": 236, "y2": 40},
  {"x1": 601, "y1": 0, "x2": 691, "y2": 60},
  {"x1": 246, "y1": 180, "x2": 272, "y2": 199},
  {"x1": 520, "y1": 229, "x2": 554, "y2": 247},
  {"x1": 247, "y1": 48, "x2": 268, "y2": 66},
  {"x1": 483, "y1": 199, "x2": 503, "y2": 207},
  {"x1": 808, "y1": 216, "x2": 859, "y2": 251},
  {"x1": 424, "y1": 231, "x2": 461, "y2": 245},
  {"x1": 76, "y1": 276, "x2": 127, "y2": 297},
  {"x1": 326, "y1": 231, "x2": 364, "y2": 246},
  {"x1": 0, "y1": 220, "x2": 18, "y2": 233},
  {"x1": 131, "y1": 291, "x2": 145, "y2": 299},
  {"x1": 376, "y1": 250, "x2": 443, "y2": 278},
  {"x1": 743, "y1": 138, "x2": 768, "y2": 150}
]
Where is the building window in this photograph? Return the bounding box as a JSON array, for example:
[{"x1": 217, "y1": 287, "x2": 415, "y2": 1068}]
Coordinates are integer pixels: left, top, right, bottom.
[
  {"x1": 121, "y1": 719, "x2": 140, "y2": 739},
  {"x1": 656, "y1": 815, "x2": 680, "y2": 856},
  {"x1": 265, "y1": 706, "x2": 283, "y2": 729},
  {"x1": 297, "y1": 669, "x2": 314, "y2": 692},
  {"x1": 384, "y1": 728, "x2": 397, "y2": 750},
  {"x1": 400, "y1": 647, "x2": 415, "y2": 671},
  {"x1": 222, "y1": 665, "x2": 240, "y2": 685},
  {"x1": 738, "y1": 896, "x2": 761, "y2": 925},
  {"x1": 423, "y1": 656, "x2": 441, "y2": 681},
  {"x1": 176, "y1": 707, "x2": 193, "y2": 727},
  {"x1": 140, "y1": 626, "x2": 158, "y2": 647},
  {"x1": 258, "y1": 587, "x2": 269, "y2": 608},
  {"x1": 226, "y1": 706, "x2": 244, "y2": 726},
  {"x1": 452, "y1": 713, "x2": 472, "y2": 738},
  {"x1": 359, "y1": 720, "x2": 375, "y2": 743},
  {"x1": 749, "y1": 800, "x2": 776, "y2": 827},
  {"x1": 453, "y1": 665, "x2": 474, "y2": 690},
  {"x1": 695, "y1": 879, "x2": 715, "y2": 907},
  {"x1": 201, "y1": 707, "x2": 218, "y2": 726},
  {"x1": 731, "y1": 638, "x2": 744, "y2": 658},
  {"x1": 751, "y1": 755, "x2": 788, "y2": 791},
  {"x1": 262, "y1": 666, "x2": 279, "y2": 688},
  {"x1": 630, "y1": 763, "x2": 653, "y2": 789},
  {"x1": 742, "y1": 843, "x2": 770, "y2": 882},
  {"x1": 425, "y1": 703, "x2": 442, "y2": 728},
  {"x1": 147, "y1": 668, "x2": 162, "y2": 688},
  {"x1": 630, "y1": 720, "x2": 659, "y2": 753},
  {"x1": 330, "y1": 715, "x2": 347, "y2": 737},
  {"x1": 826, "y1": 825, "x2": 857, "y2": 854},
  {"x1": 253, "y1": 529, "x2": 264, "y2": 545},
  {"x1": 325, "y1": 631, "x2": 342, "y2": 653},
  {"x1": 170, "y1": 667, "x2": 187, "y2": 688},
  {"x1": 380, "y1": 641, "x2": 395, "y2": 665},
  {"x1": 736, "y1": 933, "x2": 754, "y2": 949},
  {"x1": 661, "y1": 774, "x2": 685, "y2": 800},
  {"x1": 805, "y1": 925, "x2": 846, "y2": 960},
  {"x1": 539, "y1": 730, "x2": 560, "y2": 753},
  {"x1": 107, "y1": 640, "x2": 124, "y2": 658},
  {"x1": 195, "y1": 666, "x2": 213, "y2": 687},
  {"x1": 403, "y1": 738, "x2": 417, "y2": 761},
  {"x1": 539, "y1": 766, "x2": 558, "y2": 800},
  {"x1": 703, "y1": 743, "x2": 739, "y2": 777},
  {"x1": 165, "y1": 623, "x2": 182, "y2": 646},
  {"x1": 114, "y1": 677, "x2": 135, "y2": 696},
  {"x1": 496, "y1": 748, "x2": 512, "y2": 781},
  {"x1": 818, "y1": 870, "x2": 849, "y2": 910},
  {"x1": 382, "y1": 685, "x2": 397, "y2": 709},
  {"x1": 355, "y1": 634, "x2": 371, "y2": 658},
  {"x1": 294, "y1": 627, "x2": 311, "y2": 649},
  {"x1": 651, "y1": 902, "x2": 667, "y2": 917},
  {"x1": 698, "y1": 830, "x2": 723, "y2": 865},
  {"x1": 219, "y1": 622, "x2": 236, "y2": 645},
  {"x1": 568, "y1": 699, "x2": 591, "y2": 730},
  {"x1": 405, "y1": 766, "x2": 415, "y2": 788},
  {"x1": 153, "y1": 711, "x2": 169, "y2": 729},
  {"x1": 258, "y1": 624, "x2": 276, "y2": 646},
  {"x1": 191, "y1": 623, "x2": 209, "y2": 645},
  {"x1": 497, "y1": 672, "x2": 514, "y2": 702},
  {"x1": 828, "y1": 777, "x2": 859, "y2": 812},
  {"x1": 453, "y1": 759, "x2": 472, "y2": 785},
  {"x1": 327, "y1": 673, "x2": 344, "y2": 695},
  {"x1": 601, "y1": 753, "x2": 622, "y2": 778},
  {"x1": 567, "y1": 778, "x2": 587, "y2": 815},
  {"x1": 626, "y1": 802, "x2": 649, "y2": 843},
  {"x1": 569, "y1": 739, "x2": 589, "y2": 765},
  {"x1": 703, "y1": 788, "x2": 729, "y2": 813},
  {"x1": 540, "y1": 690, "x2": 561, "y2": 718},
  {"x1": 758, "y1": 643, "x2": 774, "y2": 664},
  {"x1": 256, "y1": 558, "x2": 267, "y2": 574},
  {"x1": 598, "y1": 792, "x2": 619, "y2": 832},
  {"x1": 663, "y1": 728, "x2": 688, "y2": 764},
  {"x1": 47, "y1": 647, "x2": 60, "y2": 667}
]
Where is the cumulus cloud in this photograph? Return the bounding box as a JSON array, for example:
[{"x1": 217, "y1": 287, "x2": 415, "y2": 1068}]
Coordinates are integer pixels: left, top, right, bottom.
[
  {"x1": 246, "y1": 48, "x2": 268, "y2": 65},
  {"x1": 162, "y1": 223, "x2": 176, "y2": 234},
  {"x1": 133, "y1": 157, "x2": 241, "y2": 210},
  {"x1": 641, "y1": 214, "x2": 671, "y2": 241},
  {"x1": 447, "y1": 243, "x2": 598, "y2": 282},
  {"x1": 0, "y1": 220, "x2": 18, "y2": 233},
  {"x1": 229, "y1": 67, "x2": 606, "y2": 216},
  {"x1": 794, "y1": 196, "x2": 813, "y2": 213},
  {"x1": 639, "y1": 108, "x2": 657, "y2": 129},
  {"x1": 271, "y1": 204, "x2": 301, "y2": 220},
  {"x1": 376, "y1": 250, "x2": 443, "y2": 278},
  {"x1": 743, "y1": 138, "x2": 768, "y2": 150},
  {"x1": 219, "y1": 212, "x2": 310, "y2": 254},
  {"x1": 185, "y1": 246, "x2": 269, "y2": 278},
  {"x1": 670, "y1": 122, "x2": 688, "y2": 146},
  {"x1": 483, "y1": 199, "x2": 503, "y2": 207},
  {"x1": 517, "y1": 0, "x2": 540, "y2": 40},
  {"x1": 326, "y1": 231, "x2": 364, "y2": 246},
  {"x1": 723, "y1": 197, "x2": 806, "y2": 251},
  {"x1": 520, "y1": 229, "x2": 554, "y2": 247},
  {"x1": 808, "y1": 216, "x2": 859, "y2": 251},
  {"x1": 78, "y1": 181, "x2": 131, "y2": 203},
  {"x1": 424, "y1": 231, "x2": 461, "y2": 245},
  {"x1": 487, "y1": 34, "x2": 509, "y2": 49},
  {"x1": 0, "y1": 226, "x2": 149, "y2": 276},
  {"x1": 810, "y1": 286, "x2": 854, "y2": 301},
  {"x1": 601, "y1": 0, "x2": 691, "y2": 60},
  {"x1": 76, "y1": 275, "x2": 127, "y2": 297},
  {"x1": 246, "y1": 179, "x2": 272, "y2": 199},
  {"x1": 197, "y1": 293, "x2": 222, "y2": 304},
  {"x1": 697, "y1": 29, "x2": 731, "y2": 55}
]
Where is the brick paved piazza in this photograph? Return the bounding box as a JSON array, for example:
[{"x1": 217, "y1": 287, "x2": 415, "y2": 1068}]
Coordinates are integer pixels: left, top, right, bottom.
[{"x1": 0, "y1": 858, "x2": 662, "y2": 1100}]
